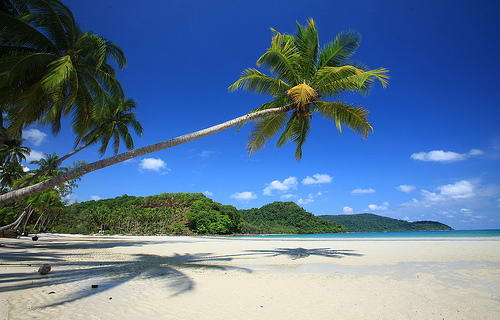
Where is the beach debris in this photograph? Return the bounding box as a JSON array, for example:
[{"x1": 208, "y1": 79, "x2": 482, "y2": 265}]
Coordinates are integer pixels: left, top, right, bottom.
[
  {"x1": 38, "y1": 264, "x2": 51, "y2": 275},
  {"x1": 109, "y1": 297, "x2": 112, "y2": 300},
  {"x1": 48, "y1": 291, "x2": 55, "y2": 294},
  {"x1": 91, "y1": 284, "x2": 99, "y2": 289},
  {"x1": 32, "y1": 235, "x2": 39, "y2": 241}
]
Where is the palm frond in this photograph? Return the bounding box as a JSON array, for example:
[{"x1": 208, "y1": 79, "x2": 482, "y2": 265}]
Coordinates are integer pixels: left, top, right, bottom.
[
  {"x1": 319, "y1": 31, "x2": 360, "y2": 68},
  {"x1": 256, "y1": 30, "x2": 300, "y2": 84},
  {"x1": 314, "y1": 100, "x2": 373, "y2": 137},
  {"x1": 247, "y1": 111, "x2": 288, "y2": 154},
  {"x1": 294, "y1": 18, "x2": 319, "y2": 79},
  {"x1": 228, "y1": 68, "x2": 290, "y2": 96}
]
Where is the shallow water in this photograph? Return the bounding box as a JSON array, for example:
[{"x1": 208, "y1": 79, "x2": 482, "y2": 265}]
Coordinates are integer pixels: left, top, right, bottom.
[{"x1": 237, "y1": 229, "x2": 500, "y2": 239}]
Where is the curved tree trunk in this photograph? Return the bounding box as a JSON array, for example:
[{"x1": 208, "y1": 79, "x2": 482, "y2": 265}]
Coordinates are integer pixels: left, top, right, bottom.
[
  {"x1": 18, "y1": 142, "x2": 93, "y2": 188},
  {"x1": 0, "y1": 105, "x2": 295, "y2": 205},
  {"x1": 0, "y1": 209, "x2": 27, "y2": 231}
]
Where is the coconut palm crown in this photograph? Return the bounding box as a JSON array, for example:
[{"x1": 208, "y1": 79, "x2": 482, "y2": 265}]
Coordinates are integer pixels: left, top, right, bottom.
[
  {"x1": 0, "y1": 0, "x2": 126, "y2": 135},
  {"x1": 229, "y1": 19, "x2": 389, "y2": 159}
]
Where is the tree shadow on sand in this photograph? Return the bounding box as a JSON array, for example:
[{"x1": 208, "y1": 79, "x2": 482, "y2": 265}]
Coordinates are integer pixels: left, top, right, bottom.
[
  {"x1": 0, "y1": 251, "x2": 251, "y2": 307},
  {"x1": 0, "y1": 240, "x2": 362, "y2": 308},
  {"x1": 242, "y1": 247, "x2": 363, "y2": 260}
]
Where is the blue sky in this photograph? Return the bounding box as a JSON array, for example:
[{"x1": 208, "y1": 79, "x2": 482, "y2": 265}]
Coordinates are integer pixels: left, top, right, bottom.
[{"x1": 21, "y1": 0, "x2": 500, "y2": 229}]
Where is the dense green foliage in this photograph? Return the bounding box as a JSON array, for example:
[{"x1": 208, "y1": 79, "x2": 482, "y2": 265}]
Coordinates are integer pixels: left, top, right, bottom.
[
  {"x1": 48, "y1": 193, "x2": 241, "y2": 235},
  {"x1": 39, "y1": 194, "x2": 346, "y2": 235},
  {"x1": 240, "y1": 201, "x2": 345, "y2": 234},
  {"x1": 319, "y1": 213, "x2": 453, "y2": 232}
]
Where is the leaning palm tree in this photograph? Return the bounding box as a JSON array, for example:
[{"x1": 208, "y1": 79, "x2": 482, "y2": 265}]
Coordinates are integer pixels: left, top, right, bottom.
[
  {"x1": 18, "y1": 98, "x2": 143, "y2": 187},
  {"x1": 0, "y1": 0, "x2": 126, "y2": 135},
  {"x1": 0, "y1": 19, "x2": 388, "y2": 205}
]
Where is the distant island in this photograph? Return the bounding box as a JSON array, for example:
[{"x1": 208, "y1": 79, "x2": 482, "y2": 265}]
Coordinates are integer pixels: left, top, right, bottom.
[
  {"x1": 45, "y1": 193, "x2": 451, "y2": 236},
  {"x1": 319, "y1": 213, "x2": 453, "y2": 232}
]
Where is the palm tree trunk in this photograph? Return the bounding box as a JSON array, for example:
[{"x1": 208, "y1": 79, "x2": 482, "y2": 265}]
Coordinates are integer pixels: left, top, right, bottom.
[
  {"x1": 0, "y1": 105, "x2": 295, "y2": 205},
  {"x1": 18, "y1": 142, "x2": 93, "y2": 188},
  {"x1": 0, "y1": 209, "x2": 27, "y2": 231}
]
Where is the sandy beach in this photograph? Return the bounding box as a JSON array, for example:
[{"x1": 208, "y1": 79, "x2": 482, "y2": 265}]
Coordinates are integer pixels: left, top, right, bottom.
[{"x1": 1, "y1": 234, "x2": 499, "y2": 320}]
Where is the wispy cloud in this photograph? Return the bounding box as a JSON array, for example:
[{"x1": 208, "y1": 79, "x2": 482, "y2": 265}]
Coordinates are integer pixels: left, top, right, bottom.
[
  {"x1": 297, "y1": 192, "x2": 323, "y2": 205},
  {"x1": 367, "y1": 201, "x2": 389, "y2": 211},
  {"x1": 22, "y1": 128, "x2": 47, "y2": 146},
  {"x1": 90, "y1": 195, "x2": 101, "y2": 201},
  {"x1": 231, "y1": 191, "x2": 257, "y2": 201},
  {"x1": 396, "y1": 185, "x2": 416, "y2": 193},
  {"x1": 280, "y1": 194, "x2": 297, "y2": 200},
  {"x1": 410, "y1": 149, "x2": 483, "y2": 162},
  {"x1": 302, "y1": 173, "x2": 332, "y2": 185},
  {"x1": 203, "y1": 190, "x2": 213, "y2": 197},
  {"x1": 351, "y1": 188, "x2": 376, "y2": 194}
]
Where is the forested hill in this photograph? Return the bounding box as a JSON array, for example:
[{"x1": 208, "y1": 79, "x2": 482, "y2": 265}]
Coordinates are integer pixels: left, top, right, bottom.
[
  {"x1": 319, "y1": 213, "x2": 453, "y2": 232},
  {"x1": 240, "y1": 202, "x2": 345, "y2": 234},
  {"x1": 46, "y1": 193, "x2": 345, "y2": 235}
]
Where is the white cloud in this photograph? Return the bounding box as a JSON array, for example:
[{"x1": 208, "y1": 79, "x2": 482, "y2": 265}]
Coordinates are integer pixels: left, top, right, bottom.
[
  {"x1": 231, "y1": 191, "x2": 257, "y2": 201},
  {"x1": 139, "y1": 158, "x2": 167, "y2": 172},
  {"x1": 396, "y1": 185, "x2": 416, "y2": 193},
  {"x1": 280, "y1": 194, "x2": 297, "y2": 200},
  {"x1": 22, "y1": 166, "x2": 30, "y2": 172},
  {"x1": 342, "y1": 206, "x2": 354, "y2": 214},
  {"x1": 203, "y1": 190, "x2": 213, "y2": 197},
  {"x1": 367, "y1": 201, "x2": 389, "y2": 211},
  {"x1": 26, "y1": 150, "x2": 44, "y2": 162},
  {"x1": 302, "y1": 173, "x2": 332, "y2": 185},
  {"x1": 351, "y1": 188, "x2": 376, "y2": 194},
  {"x1": 296, "y1": 192, "x2": 323, "y2": 205},
  {"x1": 263, "y1": 176, "x2": 298, "y2": 195},
  {"x1": 437, "y1": 180, "x2": 475, "y2": 199},
  {"x1": 410, "y1": 149, "x2": 484, "y2": 162},
  {"x1": 22, "y1": 128, "x2": 47, "y2": 146},
  {"x1": 90, "y1": 195, "x2": 101, "y2": 201}
]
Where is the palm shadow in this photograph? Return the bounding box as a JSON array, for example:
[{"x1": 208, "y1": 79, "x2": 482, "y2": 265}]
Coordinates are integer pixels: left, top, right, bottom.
[
  {"x1": 243, "y1": 247, "x2": 363, "y2": 260},
  {"x1": 0, "y1": 252, "x2": 251, "y2": 307}
]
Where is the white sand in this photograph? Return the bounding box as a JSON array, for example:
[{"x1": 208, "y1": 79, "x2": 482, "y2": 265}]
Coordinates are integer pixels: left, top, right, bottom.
[{"x1": 1, "y1": 234, "x2": 499, "y2": 320}]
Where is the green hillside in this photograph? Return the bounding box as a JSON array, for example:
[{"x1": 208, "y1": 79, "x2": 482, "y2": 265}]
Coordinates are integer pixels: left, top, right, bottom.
[
  {"x1": 240, "y1": 202, "x2": 346, "y2": 234},
  {"x1": 46, "y1": 194, "x2": 345, "y2": 235},
  {"x1": 319, "y1": 213, "x2": 453, "y2": 232}
]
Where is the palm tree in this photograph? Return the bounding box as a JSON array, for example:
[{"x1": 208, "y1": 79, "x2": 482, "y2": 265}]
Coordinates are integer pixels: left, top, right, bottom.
[
  {"x1": 0, "y1": 19, "x2": 388, "y2": 205},
  {"x1": 78, "y1": 98, "x2": 144, "y2": 156},
  {"x1": 18, "y1": 98, "x2": 143, "y2": 187},
  {"x1": 30, "y1": 152, "x2": 59, "y2": 174},
  {"x1": 229, "y1": 19, "x2": 388, "y2": 159},
  {"x1": 0, "y1": 161, "x2": 25, "y2": 190},
  {"x1": 0, "y1": 0, "x2": 126, "y2": 135},
  {"x1": 0, "y1": 138, "x2": 30, "y2": 164}
]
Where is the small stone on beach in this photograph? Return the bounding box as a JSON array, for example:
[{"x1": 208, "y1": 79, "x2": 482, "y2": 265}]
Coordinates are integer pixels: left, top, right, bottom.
[
  {"x1": 91, "y1": 284, "x2": 99, "y2": 289},
  {"x1": 38, "y1": 264, "x2": 51, "y2": 275}
]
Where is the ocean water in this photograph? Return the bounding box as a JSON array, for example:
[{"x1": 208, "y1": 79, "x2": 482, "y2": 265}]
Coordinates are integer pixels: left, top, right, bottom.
[{"x1": 239, "y1": 229, "x2": 500, "y2": 239}]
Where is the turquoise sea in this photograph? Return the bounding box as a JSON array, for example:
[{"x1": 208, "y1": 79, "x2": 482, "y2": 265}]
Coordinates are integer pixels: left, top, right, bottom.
[{"x1": 240, "y1": 229, "x2": 500, "y2": 239}]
